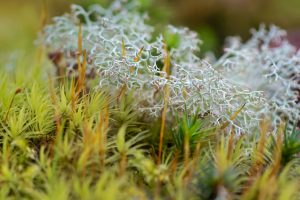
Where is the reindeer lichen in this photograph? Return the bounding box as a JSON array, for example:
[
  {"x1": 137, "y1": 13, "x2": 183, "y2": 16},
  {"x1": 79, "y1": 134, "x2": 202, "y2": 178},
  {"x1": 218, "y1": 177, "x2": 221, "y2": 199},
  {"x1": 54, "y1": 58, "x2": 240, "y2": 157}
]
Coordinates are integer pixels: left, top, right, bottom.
[
  {"x1": 216, "y1": 25, "x2": 300, "y2": 128},
  {"x1": 41, "y1": 0, "x2": 269, "y2": 134}
]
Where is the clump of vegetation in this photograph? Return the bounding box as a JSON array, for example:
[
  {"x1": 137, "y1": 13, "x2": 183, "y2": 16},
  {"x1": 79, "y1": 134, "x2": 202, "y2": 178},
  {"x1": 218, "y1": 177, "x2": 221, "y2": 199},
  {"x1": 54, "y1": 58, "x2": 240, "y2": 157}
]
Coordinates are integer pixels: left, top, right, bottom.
[
  {"x1": 216, "y1": 25, "x2": 300, "y2": 128},
  {"x1": 0, "y1": 0, "x2": 299, "y2": 199},
  {"x1": 40, "y1": 0, "x2": 266, "y2": 134}
]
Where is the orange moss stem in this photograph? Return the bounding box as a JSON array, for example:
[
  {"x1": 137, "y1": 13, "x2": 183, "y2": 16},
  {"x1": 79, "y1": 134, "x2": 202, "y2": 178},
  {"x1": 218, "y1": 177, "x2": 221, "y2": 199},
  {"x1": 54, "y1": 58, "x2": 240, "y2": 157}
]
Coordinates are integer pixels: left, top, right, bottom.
[{"x1": 158, "y1": 42, "x2": 171, "y2": 164}]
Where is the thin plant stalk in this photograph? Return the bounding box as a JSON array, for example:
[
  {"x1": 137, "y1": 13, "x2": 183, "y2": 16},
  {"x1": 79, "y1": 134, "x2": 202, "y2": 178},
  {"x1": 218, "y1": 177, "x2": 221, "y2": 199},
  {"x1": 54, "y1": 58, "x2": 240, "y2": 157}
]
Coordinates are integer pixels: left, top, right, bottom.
[
  {"x1": 4, "y1": 88, "x2": 22, "y2": 122},
  {"x1": 158, "y1": 42, "x2": 171, "y2": 165}
]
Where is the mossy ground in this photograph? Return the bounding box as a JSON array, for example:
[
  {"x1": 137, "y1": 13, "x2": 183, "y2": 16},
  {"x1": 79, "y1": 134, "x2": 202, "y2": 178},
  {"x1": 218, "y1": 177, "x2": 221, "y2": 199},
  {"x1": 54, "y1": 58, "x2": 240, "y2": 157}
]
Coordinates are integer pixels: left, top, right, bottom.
[
  {"x1": 0, "y1": 1, "x2": 300, "y2": 199},
  {"x1": 0, "y1": 44, "x2": 299, "y2": 200}
]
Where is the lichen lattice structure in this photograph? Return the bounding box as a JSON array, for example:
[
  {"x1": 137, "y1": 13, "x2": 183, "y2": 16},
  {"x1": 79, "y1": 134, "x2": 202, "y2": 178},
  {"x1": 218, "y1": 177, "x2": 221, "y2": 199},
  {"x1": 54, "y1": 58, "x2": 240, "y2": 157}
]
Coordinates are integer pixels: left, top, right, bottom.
[
  {"x1": 216, "y1": 25, "x2": 300, "y2": 128},
  {"x1": 41, "y1": 0, "x2": 266, "y2": 134}
]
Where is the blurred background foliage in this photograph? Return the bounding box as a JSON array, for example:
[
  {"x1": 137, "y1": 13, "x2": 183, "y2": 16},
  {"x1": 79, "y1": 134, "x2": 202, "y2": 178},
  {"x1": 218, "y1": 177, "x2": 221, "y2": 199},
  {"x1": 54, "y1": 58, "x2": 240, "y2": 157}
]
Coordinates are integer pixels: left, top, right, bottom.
[{"x1": 1, "y1": 0, "x2": 300, "y2": 57}]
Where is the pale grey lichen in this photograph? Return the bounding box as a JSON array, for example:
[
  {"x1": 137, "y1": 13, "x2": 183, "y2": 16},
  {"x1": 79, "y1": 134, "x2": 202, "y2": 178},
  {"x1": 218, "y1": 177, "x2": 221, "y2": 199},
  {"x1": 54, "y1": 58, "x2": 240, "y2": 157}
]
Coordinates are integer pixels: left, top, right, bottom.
[
  {"x1": 216, "y1": 25, "x2": 300, "y2": 127},
  {"x1": 41, "y1": 0, "x2": 268, "y2": 134}
]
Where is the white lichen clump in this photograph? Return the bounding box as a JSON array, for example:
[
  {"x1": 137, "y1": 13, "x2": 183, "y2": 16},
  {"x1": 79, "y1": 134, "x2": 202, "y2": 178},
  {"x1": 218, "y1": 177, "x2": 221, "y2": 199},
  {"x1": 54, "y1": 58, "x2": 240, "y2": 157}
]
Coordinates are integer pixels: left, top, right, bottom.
[
  {"x1": 41, "y1": 0, "x2": 277, "y2": 134},
  {"x1": 216, "y1": 25, "x2": 300, "y2": 127}
]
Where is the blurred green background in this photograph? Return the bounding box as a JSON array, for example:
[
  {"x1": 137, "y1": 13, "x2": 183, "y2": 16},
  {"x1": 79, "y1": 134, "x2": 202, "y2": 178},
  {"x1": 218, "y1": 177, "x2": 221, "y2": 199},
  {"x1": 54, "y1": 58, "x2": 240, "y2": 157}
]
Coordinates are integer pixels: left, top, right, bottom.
[{"x1": 1, "y1": 0, "x2": 300, "y2": 57}]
